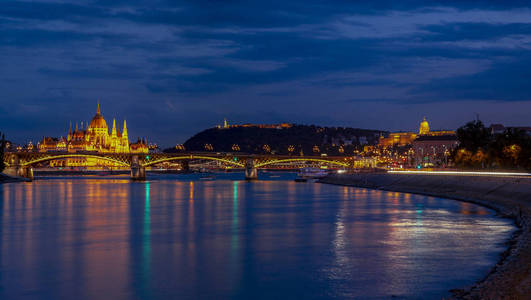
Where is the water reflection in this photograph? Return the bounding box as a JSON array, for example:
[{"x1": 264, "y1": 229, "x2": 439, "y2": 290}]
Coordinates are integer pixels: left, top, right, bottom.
[
  {"x1": 232, "y1": 181, "x2": 239, "y2": 252},
  {"x1": 0, "y1": 176, "x2": 515, "y2": 300},
  {"x1": 143, "y1": 182, "x2": 151, "y2": 296}
]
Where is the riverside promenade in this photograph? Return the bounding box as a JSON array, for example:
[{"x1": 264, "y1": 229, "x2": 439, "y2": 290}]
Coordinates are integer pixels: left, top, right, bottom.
[{"x1": 320, "y1": 172, "x2": 531, "y2": 299}]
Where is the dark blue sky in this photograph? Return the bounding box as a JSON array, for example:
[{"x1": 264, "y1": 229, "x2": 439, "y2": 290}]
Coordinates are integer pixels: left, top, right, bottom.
[{"x1": 2, "y1": 0, "x2": 531, "y2": 147}]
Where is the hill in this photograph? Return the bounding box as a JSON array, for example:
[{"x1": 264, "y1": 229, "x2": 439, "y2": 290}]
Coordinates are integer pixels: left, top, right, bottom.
[{"x1": 165, "y1": 124, "x2": 385, "y2": 156}]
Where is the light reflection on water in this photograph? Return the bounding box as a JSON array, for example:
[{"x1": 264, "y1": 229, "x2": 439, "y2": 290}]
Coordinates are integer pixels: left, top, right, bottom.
[{"x1": 0, "y1": 174, "x2": 514, "y2": 299}]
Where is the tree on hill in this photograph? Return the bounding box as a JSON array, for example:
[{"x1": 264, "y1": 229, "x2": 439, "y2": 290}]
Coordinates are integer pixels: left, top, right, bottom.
[
  {"x1": 453, "y1": 120, "x2": 492, "y2": 168},
  {"x1": 165, "y1": 124, "x2": 384, "y2": 155},
  {"x1": 489, "y1": 127, "x2": 531, "y2": 169},
  {"x1": 456, "y1": 120, "x2": 491, "y2": 152},
  {"x1": 454, "y1": 120, "x2": 531, "y2": 170}
]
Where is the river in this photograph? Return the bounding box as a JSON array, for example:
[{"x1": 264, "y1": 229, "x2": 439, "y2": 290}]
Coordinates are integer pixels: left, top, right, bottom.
[{"x1": 0, "y1": 172, "x2": 514, "y2": 299}]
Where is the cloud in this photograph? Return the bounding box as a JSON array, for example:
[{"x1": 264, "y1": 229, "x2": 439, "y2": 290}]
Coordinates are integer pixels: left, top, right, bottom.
[
  {"x1": 2, "y1": 1, "x2": 531, "y2": 146},
  {"x1": 411, "y1": 54, "x2": 531, "y2": 102},
  {"x1": 331, "y1": 7, "x2": 531, "y2": 39}
]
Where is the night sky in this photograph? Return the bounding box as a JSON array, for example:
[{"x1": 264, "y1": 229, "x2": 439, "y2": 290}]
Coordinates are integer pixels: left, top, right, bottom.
[{"x1": 2, "y1": 0, "x2": 531, "y2": 147}]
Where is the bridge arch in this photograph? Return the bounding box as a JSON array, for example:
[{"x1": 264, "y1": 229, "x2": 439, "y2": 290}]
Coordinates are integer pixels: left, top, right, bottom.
[
  {"x1": 143, "y1": 155, "x2": 245, "y2": 168},
  {"x1": 255, "y1": 158, "x2": 349, "y2": 168},
  {"x1": 21, "y1": 154, "x2": 131, "y2": 167}
]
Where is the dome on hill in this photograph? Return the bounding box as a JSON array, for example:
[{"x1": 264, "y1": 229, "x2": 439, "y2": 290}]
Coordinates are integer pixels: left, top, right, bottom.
[{"x1": 419, "y1": 117, "x2": 430, "y2": 135}]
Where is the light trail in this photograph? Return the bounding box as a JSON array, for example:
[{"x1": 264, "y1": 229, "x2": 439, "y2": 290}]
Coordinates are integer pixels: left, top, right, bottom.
[{"x1": 388, "y1": 170, "x2": 531, "y2": 177}]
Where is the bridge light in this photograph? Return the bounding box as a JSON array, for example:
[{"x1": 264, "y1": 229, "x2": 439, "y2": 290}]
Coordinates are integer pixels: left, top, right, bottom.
[
  {"x1": 146, "y1": 155, "x2": 150, "y2": 160},
  {"x1": 233, "y1": 157, "x2": 238, "y2": 161}
]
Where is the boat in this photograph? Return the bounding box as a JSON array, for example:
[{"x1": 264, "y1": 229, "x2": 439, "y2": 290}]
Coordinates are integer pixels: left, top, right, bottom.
[{"x1": 294, "y1": 167, "x2": 329, "y2": 182}]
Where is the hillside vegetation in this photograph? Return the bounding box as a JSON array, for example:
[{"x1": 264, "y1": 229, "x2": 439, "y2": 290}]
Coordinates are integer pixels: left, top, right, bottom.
[{"x1": 166, "y1": 125, "x2": 384, "y2": 156}]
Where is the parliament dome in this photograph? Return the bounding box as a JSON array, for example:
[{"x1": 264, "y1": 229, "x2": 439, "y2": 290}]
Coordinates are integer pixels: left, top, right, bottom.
[{"x1": 89, "y1": 103, "x2": 108, "y2": 129}]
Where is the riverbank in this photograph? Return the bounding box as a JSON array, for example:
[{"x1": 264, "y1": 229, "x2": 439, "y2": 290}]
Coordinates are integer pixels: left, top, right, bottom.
[
  {"x1": 319, "y1": 173, "x2": 530, "y2": 299},
  {"x1": 0, "y1": 173, "x2": 30, "y2": 183}
]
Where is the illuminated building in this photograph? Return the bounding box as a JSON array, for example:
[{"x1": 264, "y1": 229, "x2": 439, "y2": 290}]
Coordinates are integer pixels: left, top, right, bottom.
[
  {"x1": 413, "y1": 135, "x2": 458, "y2": 167},
  {"x1": 36, "y1": 102, "x2": 149, "y2": 168},
  {"x1": 379, "y1": 132, "x2": 418, "y2": 147},
  {"x1": 39, "y1": 137, "x2": 68, "y2": 152},
  {"x1": 130, "y1": 138, "x2": 149, "y2": 153},
  {"x1": 419, "y1": 117, "x2": 430, "y2": 135},
  {"x1": 379, "y1": 117, "x2": 456, "y2": 147},
  {"x1": 38, "y1": 102, "x2": 147, "y2": 154}
]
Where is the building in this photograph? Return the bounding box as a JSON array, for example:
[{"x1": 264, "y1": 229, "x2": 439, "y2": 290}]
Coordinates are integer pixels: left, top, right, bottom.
[
  {"x1": 379, "y1": 132, "x2": 418, "y2": 147},
  {"x1": 379, "y1": 117, "x2": 455, "y2": 147},
  {"x1": 38, "y1": 102, "x2": 148, "y2": 154},
  {"x1": 489, "y1": 124, "x2": 531, "y2": 136},
  {"x1": 36, "y1": 102, "x2": 149, "y2": 168},
  {"x1": 489, "y1": 124, "x2": 506, "y2": 135},
  {"x1": 413, "y1": 135, "x2": 458, "y2": 167}
]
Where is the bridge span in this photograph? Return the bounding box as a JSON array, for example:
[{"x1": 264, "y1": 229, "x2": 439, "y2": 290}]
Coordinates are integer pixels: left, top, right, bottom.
[{"x1": 2, "y1": 151, "x2": 374, "y2": 181}]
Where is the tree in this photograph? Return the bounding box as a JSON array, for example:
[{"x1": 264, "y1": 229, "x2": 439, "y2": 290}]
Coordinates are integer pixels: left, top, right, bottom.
[
  {"x1": 456, "y1": 120, "x2": 492, "y2": 152},
  {"x1": 489, "y1": 128, "x2": 531, "y2": 169}
]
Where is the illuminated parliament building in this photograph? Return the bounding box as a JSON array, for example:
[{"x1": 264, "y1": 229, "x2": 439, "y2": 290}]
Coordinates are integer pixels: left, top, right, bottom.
[{"x1": 37, "y1": 103, "x2": 148, "y2": 167}]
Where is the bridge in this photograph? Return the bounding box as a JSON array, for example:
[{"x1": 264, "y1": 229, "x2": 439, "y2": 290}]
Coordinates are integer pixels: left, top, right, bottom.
[{"x1": 2, "y1": 151, "x2": 375, "y2": 181}]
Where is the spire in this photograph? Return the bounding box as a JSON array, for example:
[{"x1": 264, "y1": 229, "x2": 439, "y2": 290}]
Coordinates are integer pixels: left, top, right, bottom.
[
  {"x1": 76, "y1": 122, "x2": 78, "y2": 131},
  {"x1": 67, "y1": 122, "x2": 73, "y2": 141},
  {"x1": 97, "y1": 100, "x2": 101, "y2": 115},
  {"x1": 122, "y1": 120, "x2": 128, "y2": 140},
  {"x1": 111, "y1": 118, "x2": 117, "y2": 137}
]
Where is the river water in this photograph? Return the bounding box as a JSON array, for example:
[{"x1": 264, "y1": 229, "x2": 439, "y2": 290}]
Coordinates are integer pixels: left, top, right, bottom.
[{"x1": 0, "y1": 172, "x2": 514, "y2": 299}]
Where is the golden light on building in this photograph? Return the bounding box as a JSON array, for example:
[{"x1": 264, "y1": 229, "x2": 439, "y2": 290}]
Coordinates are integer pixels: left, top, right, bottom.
[
  {"x1": 419, "y1": 117, "x2": 430, "y2": 135},
  {"x1": 36, "y1": 102, "x2": 149, "y2": 168},
  {"x1": 38, "y1": 102, "x2": 147, "y2": 154},
  {"x1": 379, "y1": 117, "x2": 456, "y2": 148}
]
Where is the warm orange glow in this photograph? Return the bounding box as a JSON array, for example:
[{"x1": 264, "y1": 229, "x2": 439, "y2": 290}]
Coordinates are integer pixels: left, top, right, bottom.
[
  {"x1": 189, "y1": 181, "x2": 194, "y2": 202},
  {"x1": 36, "y1": 102, "x2": 148, "y2": 168}
]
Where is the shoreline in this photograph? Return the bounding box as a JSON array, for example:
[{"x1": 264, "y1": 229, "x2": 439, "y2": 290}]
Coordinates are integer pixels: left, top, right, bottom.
[
  {"x1": 0, "y1": 173, "x2": 31, "y2": 183},
  {"x1": 319, "y1": 173, "x2": 530, "y2": 299}
]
